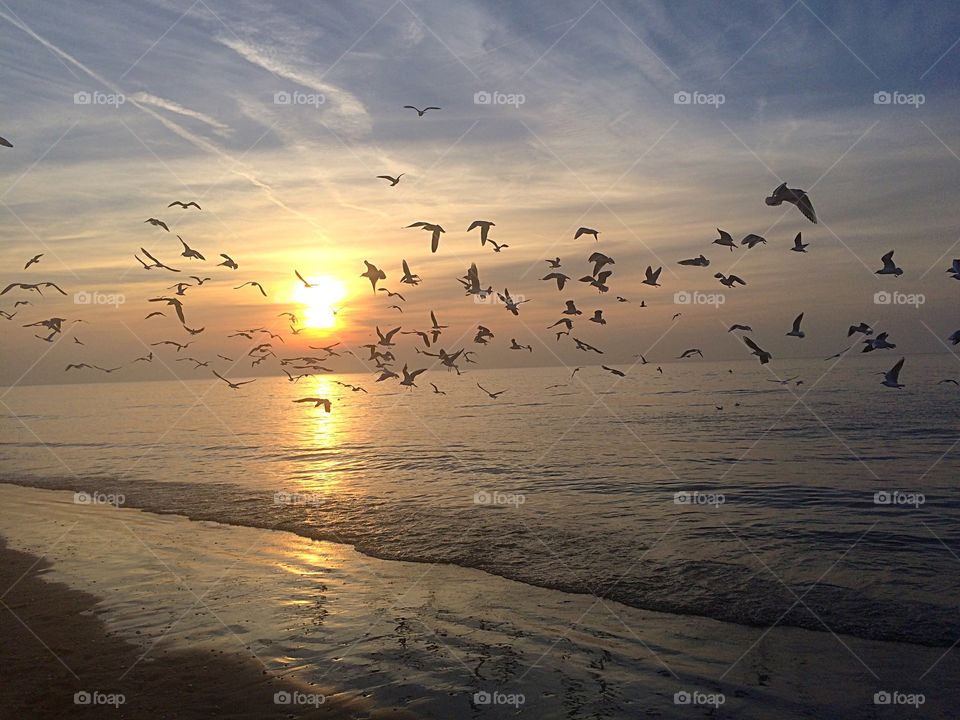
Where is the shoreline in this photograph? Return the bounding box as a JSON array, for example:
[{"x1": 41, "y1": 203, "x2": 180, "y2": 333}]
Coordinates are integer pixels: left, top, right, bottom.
[{"x1": 0, "y1": 538, "x2": 414, "y2": 719}]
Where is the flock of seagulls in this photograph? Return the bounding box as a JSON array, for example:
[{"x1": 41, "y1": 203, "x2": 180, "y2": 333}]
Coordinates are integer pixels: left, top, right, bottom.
[{"x1": 1, "y1": 112, "x2": 956, "y2": 417}]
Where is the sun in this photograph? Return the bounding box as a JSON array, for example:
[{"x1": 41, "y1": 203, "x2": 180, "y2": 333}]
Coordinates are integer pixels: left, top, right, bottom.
[{"x1": 291, "y1": 275, "x2": 347, "y2": 330}]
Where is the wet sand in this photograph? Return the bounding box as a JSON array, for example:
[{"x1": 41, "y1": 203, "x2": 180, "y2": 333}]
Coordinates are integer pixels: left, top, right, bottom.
[{"x1": 0, "y1": 538, "x2": 414, "y2": 719}]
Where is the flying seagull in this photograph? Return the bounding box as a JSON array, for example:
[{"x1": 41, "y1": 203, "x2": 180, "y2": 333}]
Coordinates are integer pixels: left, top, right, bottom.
[
  {"x1": 765, "y1": 182, "x2": 817, "y2": 223},
  {"x1": 168, "y1": 201, "x2": 201, "y2": 209},
  {"x1": 572, "y1": 337, "x2": 603, "y2": 353},
  {"x1": 562, "y1": 300, "x2": 582, "y2": 315},
  {"x1": 601, "y1": 365, "x2": 625, "y2": 377},
  {"x1": 477, "y1": 382, "x2": 506, "y2": 399},
  {"x1": 212, "y1": 370, "x2": 256, "y2": 389},
  {"x1": 677, "y1": 348, "x2": 703, "y2": 359},
  {"x1": 467, "y1": 220, "x2": 495, "y2": 246},
  {"x1": 862, "y1": 332, "x2": 896, "y2": 352},
  {"x1": 545, "y1": 257, "x2": 562, "y2": 268},
  {"x1": 848, "y1": 322, "x2": 873, "y2": 337},
  {"x1": 589, "y1": 310, "x2": 606, "y2": 325},
  {"x1": 678, "y1": 254, "x2": 709, "y2": 267},
  {"x1": 881, "y1": 358, "x2": 905, "y2": 388},
  {"x1": 294, "y1": 397, "x2": 332, "y2": 411},
  {"x1": 400, "y1": 259, "x2": 421, "y2": 286},
  {"x1": 403, "y1": 105, "x2": 440, "y2": 116},
  {"x1": 140, "y1": 247, "x2": 180, "y2": 272},
  {"x1": 219, "y1": 253, "x2": 238, "y2": 270},
  {"x1": 743, "y1": 336, "x2": 772, "y2": 364},
  {"x1": 399, "y1": 364, "x2": 427, "y2": 387},
  {"x1": 377, "y1": 174, "x2": 404, "y2": 186},
  {"x1": 580, "y1": 271, "x2": 612, "y2": 293},
  {"x1": 361, "y1": 260, "x2": 386, "y2": 293},
  {"x1": 235, "y1": 281, "x2": 267, "y2": 297},
  {"x1": 790, "y1": 232, "x2": 808, "y2": 253},
  {"x1": 497, "y1": 288, "x2": 529, "y2": 315},
  {"x1": 875, "y1": 250, "x2": 903, "y2": 276},
  {"x1": 542, "y1": 272, "x2": 570, "y2": 290},
  {"x1": 407, "y1": 221, "x2": 445, "y2": 253},
  {"x1": 588, "y1": 252, "x2": 614, "y2": 276},
  {"x1": 642, "y1": 266, "x2": 662, "y2": 287},
  {"x1": 488, "y1": 239, "x2": 508, "y2": 252},
  {"x1": 144, "y1": 217, "x2": 169, "y2": 231},
  {"x1": 715, "y1": 272, "x2": 746, "y2": 288},
  {"x1": 178, "y1": 236, "x2": 205, "y2": 260},
  {"x1": 714, "y1": 229, "x2": 737, "y2": 251},
  {"x1": 741, "y1": 234, "x2": 767, "y2": 249},
  {"x1": 786, "y1": 313, "x2": 806, "y2": 338},
  {"x1": 728, "y1": 324, "x2": 752, "y2": 332},
  {"x1": 23, "y1": 254, "x2": 43, "y2": 269},
  {"x1": 575, "y1": 227, "x2": 600, "y2": 241}
]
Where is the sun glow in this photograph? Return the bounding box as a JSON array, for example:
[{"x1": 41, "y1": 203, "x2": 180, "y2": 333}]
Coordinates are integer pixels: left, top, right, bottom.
[{"x1": 291, "y1": 276, "x2": 347, "y2": 329}]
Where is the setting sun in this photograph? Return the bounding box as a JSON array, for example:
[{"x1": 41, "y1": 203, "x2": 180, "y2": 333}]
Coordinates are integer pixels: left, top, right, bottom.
[{"x1": 291, "y1": 275, "x2": 347, "y2": 329}]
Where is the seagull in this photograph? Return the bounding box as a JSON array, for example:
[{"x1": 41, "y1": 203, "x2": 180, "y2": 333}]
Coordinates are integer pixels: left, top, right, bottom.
[
  {"x1": 379, "y1": 288, "x2": 406, "y2": 301},
  {"x1": 945, "y1": 259, "x2": 960, "y2": 280},
  {"x1": 562, "y1": 300, "x2": 582, "y2": 315},
  {"x1": 728, "y1": 324, "x2": 752, "y2": 332},
  {"x1": 467, "y1": 220, "x2": 495, "y2": 246},
  {"x1": 767, "y1": 376, "x2": 800, "y2": 386},
  {"x1": 400, "y1": 259, "x2": 421, "y2": 286},
  {"x1": 387, "y1": 304, "x2": 403, "y2": 312},
  {"x1": 403, "y1": 105, "x2": 440, "y2": 116},
  {"x1": 130, "y1": 352, "x2": 153, "y2": 364},
  {"x1": 743, "y1": 336, "x2": 772, "y2": 364},
  {"x1": 234, "y1": 281, "x2": 267, "y2": 297},
  {"x1": 0, "y1": 136, "x2": 12, "y2": 147},
  {"x1": 862, "y1": 332, "x2": 896, "y2": 352},
  {"x1": 715, "y1": 272, "x2": 746, "y2": 288},
  {"x1": 294, "y1": 270, "x2": 316, "y2": 288},
  {"x1": 399, "y1": 364, "x2": 427, "y2": 387},
  {"x1": 144, "y1": 311, "x2": 165, "y2": 319},
  {"x1": 376, "y1": 367, "x2": 400, "y2": 382},
  {"x1": 677, "y1": 254, "x2": 709, "y2": 267},
  {"x1": 23, "y1": 254, "x2": 43, "y2": 269},
  {"x1": 671, "y1": 312, "x2": 682, "y2": 321},
  {"x1": 0, "y1": 310, "x2": 15, "y2": 320},
  {"x1": 575, "y1": 227, "x2": 600, "y2": 241},
  {"x1": 183, "y1": 325, "x2": 205, "y2": 335},
  {"x1": 546, "y1": 257, "x2": 562, "y2": 268},
  {"x1": 616, "y1": 296, "x2": 629, "y2": 303},
  {"x1": 786, "y1": 313, "x2": 806, "y2": 338},
  {"x1": 548, "y1": 318, "x2": 573, "y2": 331},
  {"x1": 570, "y1": 367, "x2": 581, "y2": 378},
  {"x1": 881, "y1": 357, "x2": 905, "y2": 388},
  {"x1": 212, "y1": 370, "x2": 256, "y2": 389},
  {"x1": 144, "y1": 217, "x2": 169, "y2": 231},
  {"x1": 741, "y1": 234, "x2": 767, "y2": 249},
  {"x1": 601, "y1": 365, "x2": 625, "y2": 377},
  {"x1": 361, "y1": 260, "x2": 387, "y2": 293},
  {"x1": 401, "y1": 330, "x2": 431, "y2": 347},
  {"x1": 765, "y1": 182, "x2": 817, "y2": 223},
  {"x1": 713, "y1": 229, "x2": 737, "y2": 251},
  {"x1": 219, "y1": 253, "x2": 239, "y2": 270},
  {"x1": 509, "y1": 338, "x2": 533, "y2": 352},
  {"x1": 407, "y1": 221, "x2": 446, "y2": 253},
  {"x1": 589, "y1": 310, "x2": 606, "y2": 325},
  {"x1": 677, "y1": 348, "x2": 703, "y2": 359},
  {"x1": 639, "y1": 266, "x2": 662, "y2": 287},
  {"x1": 949, "y1": 330, "x2": 960, "y2": 346},
  {"x1": 580, "y1": 271, "x2": 612, "y2": 293},
  {"x1": 1, "y1": 282, "x2": 67, "y2": 296},
  {"x1": 147, "y1": 296, "x2": 186, "y2": 324},
  {"x1": 498, "y1": 288, "x2": 529, "y2": 315},
  {"x1": 477, "y1": 382, "x2": 506, "y2": 399},
  {"x1": 140, "y1": 248, "x2": 180, "y2": 272},
  {"x1": 823, "y1": 345, "x2": 854, "y2": 361},
  {"x1": 168, "y1": 282, "x2": 191, "y2": 296},
  {"x1": 459, "y1": 262, "x2": 492, "y2": 298},
  {"x1": 848, "y1": 323, "x2": 873, "y2": 337},
  {"x1": 376, "y1": 325, "x2": 402, "y2": 347},
  {"x1": 430, "y1": 383, "x2": 446, "y2": 395},
  {"x1": 377, "y1": 173, "x2": 404, "y2": 186},
  {"x1": 588, "y1": 252, "x2": 615, "y2": 276},
  {"x1": 65, "y1": 363, "x2": 96, "y2": 372},
  {"x1": 542, "y1": 272, "x2": 570, "y2": 290},
  {"x1": 190, "y1": 276, "x2": 211, "y2": 285},
  {"x1": 151, "y1": 340, "x2": 192, "y2": 352},
  {"x1": 875, "y1": 250, "x2": 903, "y2": 276},
  {"x1": 168, "y1": 201, "x2": 201, "y2": 209},
  {"x1": 790, "y1": 232, "x2": 808, "y2": 253},
  {"x1": 488, "y1": 239, "x2": 508, "y2": 252},
  {"x1": 634, "y1": 353, "x2": 648, "y2": 364},
  {"x1": 430, "y1": 311, "x2": 448, "y2": 342},
  {"x1": 573, "y1": 337, "x2": 603, "y2": 353}
]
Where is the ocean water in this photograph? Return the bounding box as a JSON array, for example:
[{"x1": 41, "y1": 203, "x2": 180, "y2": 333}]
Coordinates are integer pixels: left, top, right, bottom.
[{"x1": 2, "y1": 355, "x2": 958, "y2": 648}]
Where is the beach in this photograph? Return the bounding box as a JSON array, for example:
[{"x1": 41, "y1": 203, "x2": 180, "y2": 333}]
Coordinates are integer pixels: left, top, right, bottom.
[{"x1": 0, "y1": 483, "x2": 954, "y2": 719}]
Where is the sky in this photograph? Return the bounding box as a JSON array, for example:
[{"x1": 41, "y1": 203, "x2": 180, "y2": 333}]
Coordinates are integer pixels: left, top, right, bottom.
[{"x1": 1, "y1": 0, "x2": 960, "y2": 386}]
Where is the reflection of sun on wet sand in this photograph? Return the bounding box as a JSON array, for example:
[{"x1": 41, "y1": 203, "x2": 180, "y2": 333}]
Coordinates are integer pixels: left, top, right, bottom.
[{"x1": 1, "y1": 484, "x2": 958, "y2": 719}]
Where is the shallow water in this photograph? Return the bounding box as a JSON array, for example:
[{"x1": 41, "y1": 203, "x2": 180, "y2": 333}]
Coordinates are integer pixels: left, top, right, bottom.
[{"x1": 1, "y1": 356, "x2": 958, "y2": 647}]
